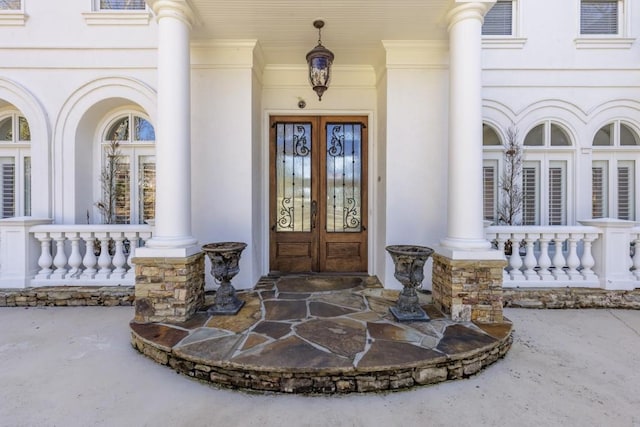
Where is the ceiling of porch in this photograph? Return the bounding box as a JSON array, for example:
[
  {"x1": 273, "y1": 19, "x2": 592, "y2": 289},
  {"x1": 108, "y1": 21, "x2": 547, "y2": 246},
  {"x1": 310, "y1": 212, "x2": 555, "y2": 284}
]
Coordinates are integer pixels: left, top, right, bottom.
[{"x1": 189, "y1": 0, "x2": 452, "y2": 66}]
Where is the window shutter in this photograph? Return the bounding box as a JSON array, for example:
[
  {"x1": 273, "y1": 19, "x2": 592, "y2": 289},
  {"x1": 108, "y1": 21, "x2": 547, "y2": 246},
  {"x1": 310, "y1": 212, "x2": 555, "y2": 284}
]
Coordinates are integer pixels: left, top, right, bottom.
[
  {"x1": 548, "y1": 166, "x2": 566, "y2": 225},
  {"x1": 23, "y1": 156, "x2": 30, "y2": 216},
  {"x1": 483, "y1": 164, "x2": 497, "y2": 222},
  {"x1": 114, "y1": 162, "x2": 131, "y2": 224},
  {"x1": 1, "y1": 160, "x2": 15, "y2": 218},
  {"x1": 522, "y1": 166, "x2": 538, "y2": 225},
  {"x1": 617, "y1": 163, "x2": 634, "y2": 220},
  {"x1": 138, "y1": 157, "x2": 156, "y2": 224},
  {"x1": 581, "y1": 0, "x2": 618, "y2": 35},
  {"x1": 591, "y1": 163, "x2": 608, "y2": 218},
  {"x1": 482, "y1": 0, "x2": 513, "y2": 36}
]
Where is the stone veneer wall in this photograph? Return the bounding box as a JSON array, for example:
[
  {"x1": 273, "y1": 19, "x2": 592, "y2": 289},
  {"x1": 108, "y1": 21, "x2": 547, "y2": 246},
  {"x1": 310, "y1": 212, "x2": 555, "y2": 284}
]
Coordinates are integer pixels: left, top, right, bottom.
[
  {"x1": 432, "y1": 254, "x2": 506, "y2": 323},
  {"x1": 0, "y1": 286, "x2": 134, "y2": 307},
  {"x1": 503, "y1": 287, "x2": 640, "y2": 309},
  {"x1": 133, "y1": 253, "x2": 205, "y2": 323}
]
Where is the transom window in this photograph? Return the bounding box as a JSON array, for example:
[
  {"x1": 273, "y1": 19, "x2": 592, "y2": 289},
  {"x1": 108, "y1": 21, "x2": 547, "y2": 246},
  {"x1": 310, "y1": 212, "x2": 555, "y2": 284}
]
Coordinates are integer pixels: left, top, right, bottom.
[
  {"x1": 0, "y1": 111, "x2": 31, "y2": 218},
  {"x1": 98, "y1": 113, "x2": 155, "y2": 224},
  {"x1": 0, "y1": 0, "x2": 21, "y2": 10},
  {"x1": 482, "y1": 0, "x2": 514, "y2": 36},
  {"x1": 96, "y1": 0, "x2": 146, "y2": 10},
  {"x1": 523, "y1": 122, "x2": 572, "y2": 147},
  {"x1": 580, "y1": 0, "x2": 619, "y2": 35}
]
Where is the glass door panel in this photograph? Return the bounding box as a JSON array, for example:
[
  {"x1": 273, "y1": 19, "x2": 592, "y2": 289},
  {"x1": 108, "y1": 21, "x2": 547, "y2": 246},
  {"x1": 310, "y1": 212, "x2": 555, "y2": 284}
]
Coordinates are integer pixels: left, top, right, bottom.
[
  {"x1": 325, "y1": 123, "x2": 362, "y2": 233},
  {"x1": 275, "y1": 123, "x2": 312, "y2": 232}
]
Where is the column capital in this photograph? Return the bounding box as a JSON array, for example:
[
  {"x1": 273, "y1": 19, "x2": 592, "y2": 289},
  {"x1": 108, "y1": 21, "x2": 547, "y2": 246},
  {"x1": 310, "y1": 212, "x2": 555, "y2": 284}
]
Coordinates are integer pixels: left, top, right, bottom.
[
  {"x1": 446, "y1": 0, "x2": 496, "y2": 32},
  {"x1": 147, "y1": 0, "x2": 197, "y2": 29}
]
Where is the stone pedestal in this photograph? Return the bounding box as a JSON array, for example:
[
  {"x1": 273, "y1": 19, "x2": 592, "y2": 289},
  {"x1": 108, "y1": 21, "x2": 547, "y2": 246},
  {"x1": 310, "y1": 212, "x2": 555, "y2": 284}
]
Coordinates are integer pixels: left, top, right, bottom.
[
  {"x1": 432, "y1": 253, "x2": 506, "y2": 323},
  {"x1": 133, "y1": 252, "x2": 204, "y2": 323}
]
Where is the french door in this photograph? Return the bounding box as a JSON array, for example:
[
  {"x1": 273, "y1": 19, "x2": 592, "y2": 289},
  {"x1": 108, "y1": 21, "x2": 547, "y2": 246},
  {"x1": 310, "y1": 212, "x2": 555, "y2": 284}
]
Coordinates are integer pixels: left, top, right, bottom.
[{"x1": 269, "y1": 116, "x2": 368, "y2": 273}]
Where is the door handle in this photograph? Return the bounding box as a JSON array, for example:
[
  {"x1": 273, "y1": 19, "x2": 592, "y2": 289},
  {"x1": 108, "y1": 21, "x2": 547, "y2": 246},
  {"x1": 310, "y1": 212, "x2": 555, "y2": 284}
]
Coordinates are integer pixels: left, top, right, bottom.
[{"x1": 311, "y1": 200, "x2": 318, "y2": 229}]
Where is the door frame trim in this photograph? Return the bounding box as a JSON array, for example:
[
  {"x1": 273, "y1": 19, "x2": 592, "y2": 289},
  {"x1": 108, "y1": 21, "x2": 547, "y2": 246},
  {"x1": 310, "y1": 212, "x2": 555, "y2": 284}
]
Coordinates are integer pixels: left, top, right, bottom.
[{"x1": 261, "y1": 110, "x2": 376, "y2": 276}]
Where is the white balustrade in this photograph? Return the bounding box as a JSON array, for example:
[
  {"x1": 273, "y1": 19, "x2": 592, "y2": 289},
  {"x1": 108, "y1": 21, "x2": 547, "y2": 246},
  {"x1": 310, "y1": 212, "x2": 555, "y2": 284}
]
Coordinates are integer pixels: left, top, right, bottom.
[
  {"x1": 29, "y1": 224, "x2": 152, "y2": 286},
  {"x1": 486, "y1": 226, "x2": 603, "y2": 288}
]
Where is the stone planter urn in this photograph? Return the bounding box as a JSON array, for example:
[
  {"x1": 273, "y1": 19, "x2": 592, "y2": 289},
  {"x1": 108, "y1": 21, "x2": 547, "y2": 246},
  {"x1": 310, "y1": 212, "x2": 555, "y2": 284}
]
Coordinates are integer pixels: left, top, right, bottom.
[
  {"x1": 385, "y1": 245, "x2": 434, "y2": 321},
  {"x1": 202, "y1": 242, "x2": 247, "y2": 315}
]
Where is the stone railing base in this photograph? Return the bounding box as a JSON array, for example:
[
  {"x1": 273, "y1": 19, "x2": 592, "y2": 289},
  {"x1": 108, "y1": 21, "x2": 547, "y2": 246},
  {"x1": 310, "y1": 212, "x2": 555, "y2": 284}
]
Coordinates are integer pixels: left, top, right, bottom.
[
  {"x1": 503, "y1": 287, "x2": 640, "y2": 309},
  {"x1": 0, "y1": 286, "x2": 134, "y2": 307}
]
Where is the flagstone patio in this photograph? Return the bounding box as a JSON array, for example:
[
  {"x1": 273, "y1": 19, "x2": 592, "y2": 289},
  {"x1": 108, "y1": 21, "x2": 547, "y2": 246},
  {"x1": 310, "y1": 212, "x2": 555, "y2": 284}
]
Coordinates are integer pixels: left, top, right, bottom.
[{"x1": 130, "y1": 275, "x2": 512, "y2": 394}]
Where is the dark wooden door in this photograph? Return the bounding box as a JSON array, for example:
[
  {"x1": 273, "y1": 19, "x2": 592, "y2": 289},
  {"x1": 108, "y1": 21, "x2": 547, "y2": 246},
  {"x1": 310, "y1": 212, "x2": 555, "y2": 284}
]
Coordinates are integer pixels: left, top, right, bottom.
[{"x1": 269, "y1": 116, "x2": 368, "y2": 273}]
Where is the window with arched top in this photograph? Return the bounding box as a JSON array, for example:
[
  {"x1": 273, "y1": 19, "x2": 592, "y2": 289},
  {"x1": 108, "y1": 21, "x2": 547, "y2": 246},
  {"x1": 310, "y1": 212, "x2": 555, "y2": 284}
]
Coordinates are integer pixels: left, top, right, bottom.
[
  {"x1": 99, "y1": 113, "x2": 155, "y2": 224},
  {"x1": 591, "y1": 121, "x2": 640, "y2": 221},
  {"x1": 522, "y1": 121, "x2": 574, "y2": 225},
  {"x1": 482, "y1": 124, "x2": 504, "y2": 223},
  {"x1": 0, "y1": 111, "x2": 31, "y2": 218}
]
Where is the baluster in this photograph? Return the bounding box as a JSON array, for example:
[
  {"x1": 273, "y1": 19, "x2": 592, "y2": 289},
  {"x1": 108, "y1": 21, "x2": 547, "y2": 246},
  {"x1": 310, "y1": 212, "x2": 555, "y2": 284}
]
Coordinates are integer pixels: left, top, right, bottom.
[
  {"x1": 523, "y1": 234, "x2": 540, "y2": 280},
  {"x1": 566, "y1": 234, "x2": 582, "y2": 280},
  {"x1": 537, "y1": 234, "x2": 553, "y2": 281},
  {"x1": 124, "y1": 232, "x2": 139, "y2": 281},
  {"x1": 496, "y1": 234, "x2": 510, "y2": 283},
  {"x1": 35, "y1": 232, "x2": 53, "y2": 280},
  {"x1": 49, "y1": 232, "x2": 68, "y2": 280},
  {"x1": 508, "y1": 234, "x2": 525, "y2": 280},
  {"x1": 551, "y1": 234, "x2": 569, "y2": 281},
  {"x1": 67, "y1": 233, "x2": 83, "y2": 279},
  {"x1": 80, "y1": 233, "x2": 97, "y2": 280},
  {"x1": 581, "y1": 233, "x2": 598, "y2": 281},
  {"x1": 111, "y1": 232, "x2": 127, "y2": 278},
  {"x1": 632, "y1": 235, "x2": 640, "y2": 280},
  {"x1": 95, "y1": 233, "x2": 112, "y2": 280}
]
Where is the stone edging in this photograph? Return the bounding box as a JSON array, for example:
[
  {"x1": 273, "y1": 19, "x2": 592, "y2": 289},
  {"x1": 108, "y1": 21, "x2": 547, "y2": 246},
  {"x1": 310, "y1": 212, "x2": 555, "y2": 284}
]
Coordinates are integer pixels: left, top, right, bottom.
[
  {"x1": 2, "y1": 286, "x2": 640, "y2": 310},
  {"x1": 0, "y1": 286, "x2": 134, "y2": 307},
  {"x1": 503, "y1": 287, "x2": 640, "y2": 309},
  {"x1": 130, "y1": 325, "x2": 513, "y2": 394}
]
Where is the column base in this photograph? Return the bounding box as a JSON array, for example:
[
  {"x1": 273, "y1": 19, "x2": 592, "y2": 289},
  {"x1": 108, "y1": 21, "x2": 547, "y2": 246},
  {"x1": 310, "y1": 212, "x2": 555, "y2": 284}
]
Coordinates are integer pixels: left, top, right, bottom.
[
  {"x1": 132, "y1": 252, "x2": 204, "y2": 323},
  {"x1": 431, "y1": 252, "x2": 506, "y2": 323},
  {"x1": 440, "y1": 236, "x2": 492, "y2": 251}
]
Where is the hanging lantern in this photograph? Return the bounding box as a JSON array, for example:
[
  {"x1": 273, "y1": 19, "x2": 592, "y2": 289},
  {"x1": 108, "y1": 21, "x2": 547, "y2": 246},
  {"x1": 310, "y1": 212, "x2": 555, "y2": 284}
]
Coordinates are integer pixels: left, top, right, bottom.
[{"x1": 306, "y1": 20, "x2": 334, "y2": 101}]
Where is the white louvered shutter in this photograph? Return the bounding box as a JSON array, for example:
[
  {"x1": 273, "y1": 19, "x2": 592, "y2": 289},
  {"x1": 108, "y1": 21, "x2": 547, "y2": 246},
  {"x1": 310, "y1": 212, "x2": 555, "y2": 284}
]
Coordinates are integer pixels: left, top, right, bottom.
[
  {"x1": 483, "y1": 163, "x2": 497, "y2": 222},
  {"x1": 581, "y1": 0, "x2": 618, "y2": 35},
  {"x1": 617, "y1": 162, "x2": 634, "y2": 220},
  {"x1": 1, "y1": 159, "x2": 15, "y2": 218},
  {"x1": 482, "y1": 0, "x2": 513, "y2": 36},
  {"x1": 548, "y1": 164, "x2": 566, "y2": 225},
  {"x1": 591, "y1": 162, "x2": 608, "y2": 218},
  {"x1": 522, "y1": 165, "x2": 538, "y2": 225}
]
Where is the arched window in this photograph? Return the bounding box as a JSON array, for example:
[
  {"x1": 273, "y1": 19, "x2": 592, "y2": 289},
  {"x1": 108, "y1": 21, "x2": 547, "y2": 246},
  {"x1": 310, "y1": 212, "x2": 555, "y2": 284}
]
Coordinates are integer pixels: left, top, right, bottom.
[
  {"x1": 591, "y1": 121, "x2": 640, "y2": 220},
  {"x1": 522, "y1": 121, "x2": 573, "y2": 225},
  {"x1": 98, "y1": 113, "x2": 155, "y2": 224},
  {"x1": 0, "y1": 111, "x2": 31, "y2": 218}
]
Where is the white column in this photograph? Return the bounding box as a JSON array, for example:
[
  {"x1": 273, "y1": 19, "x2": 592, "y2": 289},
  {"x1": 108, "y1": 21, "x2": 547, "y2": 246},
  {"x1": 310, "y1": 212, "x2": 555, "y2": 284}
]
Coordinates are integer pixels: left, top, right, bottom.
[
  {"x1": 440, "y1": 1, "x2": 495, "y2": 253},
  {"x1": 141, "y1": 0, "x2": 198, "y2": 257}
]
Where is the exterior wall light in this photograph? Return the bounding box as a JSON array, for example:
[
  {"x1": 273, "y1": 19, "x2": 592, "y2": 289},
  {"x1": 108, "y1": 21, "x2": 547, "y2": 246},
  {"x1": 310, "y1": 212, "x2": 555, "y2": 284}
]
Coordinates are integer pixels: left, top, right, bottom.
[{"x1": 306, "y1": 20, "x2": 334, "y2": 101}]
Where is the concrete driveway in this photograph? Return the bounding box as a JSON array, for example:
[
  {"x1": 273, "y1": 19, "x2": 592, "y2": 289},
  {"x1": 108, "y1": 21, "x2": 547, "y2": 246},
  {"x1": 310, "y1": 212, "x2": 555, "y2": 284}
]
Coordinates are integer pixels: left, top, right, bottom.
[{"x1": 0, "y1": 307, "x2": 638, "y2": 427}]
